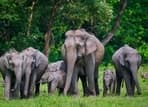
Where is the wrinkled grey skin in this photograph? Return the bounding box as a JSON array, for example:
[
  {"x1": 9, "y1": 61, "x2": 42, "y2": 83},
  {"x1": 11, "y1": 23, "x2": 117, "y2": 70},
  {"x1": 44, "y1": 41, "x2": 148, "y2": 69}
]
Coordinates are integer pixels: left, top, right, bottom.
[
  {"x1": 0, "y1": 49, "x2": 23, "y2": 100},
  {"x1": 40, "y1": 60, "x2": 89, "y2": 96},
  {"x1": 20, "y1": 47, "x2": 48, "y2": 97},
  {"x1": 40, "y1": 61, "x2": 66, "y2": 94},
  {"x1": 112, "y1": 45, "x2": 142, "y2": 96},
  {"x1": 62, "y1": 29, "x2": 104, "y2": 96},
  {"x1": 103, "y1": 69, "x2": 116, "y2": 96}
]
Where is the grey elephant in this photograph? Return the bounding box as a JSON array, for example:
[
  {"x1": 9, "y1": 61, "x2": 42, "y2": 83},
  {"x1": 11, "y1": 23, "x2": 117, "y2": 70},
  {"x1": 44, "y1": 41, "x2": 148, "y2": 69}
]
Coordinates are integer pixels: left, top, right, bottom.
[
  {"x1": 103, "y1": 69, "x2": 116, "y2": 96},
  {"x1": 40, "y1": 60, "x2": 66, "y2": 94},
  {"x1": 40, "y1": 60, "x2": 89, "y2": 96},
  {"x1": 112, "y1": 45, "x2": 142, "y2": 96},
  {"x1": 62, "y1": 28, "x2": 104, "y2": 96},
  {"x1": 0, "y1": 49, "x2": 23, "y2": 100},
  {"x1": 20, "y1": 47, "x2": 48, "y2": 97}
]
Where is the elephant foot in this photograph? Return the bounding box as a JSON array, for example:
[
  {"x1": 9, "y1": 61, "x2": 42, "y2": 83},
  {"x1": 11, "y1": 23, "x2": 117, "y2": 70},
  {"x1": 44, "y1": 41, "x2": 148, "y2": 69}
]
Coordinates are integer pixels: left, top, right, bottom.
[
  {"x1": 87, "y1": 89, "x2": 96, "y2": 96},
  {"x1": 67, "y1": 92, "x2": 79, "y2": 96},
  {"x1": 125, "y1": 93, "x2": 134, "y2": 97},
  {"x1": 5, "y1": 97, "x2": 10, "y2": 100},
  {"x1": 71, "y1": 94, "x2": 80, "y2": 98}
]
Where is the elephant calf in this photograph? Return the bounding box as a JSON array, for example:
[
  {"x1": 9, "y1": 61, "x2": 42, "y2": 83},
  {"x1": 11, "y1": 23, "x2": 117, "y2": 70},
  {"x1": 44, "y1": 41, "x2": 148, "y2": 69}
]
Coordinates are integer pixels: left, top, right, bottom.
[
  {"x1": 103, "y1": 69, "x2": 116, "y2": 96},
  {"x1": 141, "y1": 72, "x2": 148, "y2": 79},
  {"x1": 40, "y1": 60, "x2": 66, "y2": 94}
]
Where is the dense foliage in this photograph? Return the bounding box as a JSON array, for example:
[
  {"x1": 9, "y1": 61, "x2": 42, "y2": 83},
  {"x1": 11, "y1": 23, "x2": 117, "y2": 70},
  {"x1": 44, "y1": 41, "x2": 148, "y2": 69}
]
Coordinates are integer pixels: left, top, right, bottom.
[{"x1": 0, "y1": 0, "x2": 147, "y2": 63}]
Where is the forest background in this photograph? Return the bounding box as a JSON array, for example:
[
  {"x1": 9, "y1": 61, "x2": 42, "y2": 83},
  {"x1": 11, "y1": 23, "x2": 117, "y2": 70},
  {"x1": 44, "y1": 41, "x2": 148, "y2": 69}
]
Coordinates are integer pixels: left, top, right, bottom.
[{"x1": 0, "y1": 0, "x2": 147, "y2": 64}]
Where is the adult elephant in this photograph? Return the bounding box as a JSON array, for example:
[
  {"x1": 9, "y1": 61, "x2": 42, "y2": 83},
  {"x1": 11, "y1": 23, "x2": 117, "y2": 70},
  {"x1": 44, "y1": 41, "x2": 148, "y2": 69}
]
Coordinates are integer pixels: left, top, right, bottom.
[
  {"x1": 21, "y1": 47, "x2": 48, "y2": 97},
  {"x1": 112, "y1": 45, "x2": 142, "y2": 96},
  {"x1": 0, "y1": 49, "x2": 23, "y2": 100},
  {"x1": 62, "y1": 29, "x2": 104, "y2": 96}
]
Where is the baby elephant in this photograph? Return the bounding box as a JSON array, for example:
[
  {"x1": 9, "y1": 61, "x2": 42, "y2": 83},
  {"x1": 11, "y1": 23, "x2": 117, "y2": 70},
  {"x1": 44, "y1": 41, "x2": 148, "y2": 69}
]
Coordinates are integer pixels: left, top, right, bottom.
[
  {"x1": 40, "y1": 60, "x2": 66, "y2": 94},
  {"x1": 141, "y1": 72, "x2": 148, "y2": 79},
  {"x1": 103, "y1": 69, "x2": 116, "y2": 96}
]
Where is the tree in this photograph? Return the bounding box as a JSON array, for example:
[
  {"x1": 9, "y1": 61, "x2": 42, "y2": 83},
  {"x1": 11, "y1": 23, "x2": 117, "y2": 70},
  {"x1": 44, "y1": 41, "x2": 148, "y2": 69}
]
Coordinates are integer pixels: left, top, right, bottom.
[
  {"x1": 26, "y1": 0, "x2": 36, "y2": 36},
  {"x1": 102, "y1": 0, "x2": 127, "y2": 46}
]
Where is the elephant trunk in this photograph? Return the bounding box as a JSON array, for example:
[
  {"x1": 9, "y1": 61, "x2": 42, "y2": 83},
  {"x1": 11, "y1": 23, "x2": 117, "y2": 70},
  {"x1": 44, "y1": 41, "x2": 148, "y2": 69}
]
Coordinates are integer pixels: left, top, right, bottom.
[
  {"x1": 64, "y1": 49, "x2": 77, "y2": 95},
  {"x1": 131, "y1": 66, "x2": 141, "y2": 95},
  {"x1": 4, "y1": 73, "x2": 11, "y2": 100},
  {"x1": 11, "y1": 67, "x2": 22, "y2": 98},
  {"x1": 24, "y1": 70, "x2": 31, "y2": 97}
]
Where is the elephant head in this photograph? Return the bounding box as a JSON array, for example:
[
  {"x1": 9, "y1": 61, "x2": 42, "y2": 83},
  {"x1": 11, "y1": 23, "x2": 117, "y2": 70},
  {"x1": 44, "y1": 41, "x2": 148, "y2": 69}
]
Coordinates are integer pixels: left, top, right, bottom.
[
  {"x1": 103, "y1": 70, "x2": 114, "y2": 89},
  {"x1": 62, "y1": 29, "x2": 98, "y2": 95},
  {"x1": 64, "y1": 29, "x2": 97, "y2": 57},
  {"x1": 118, "y1": 45, "x2": 142, "y2": 95},
  {"x1": 40, "y1": 72, "x2": 54, "y2": 84}
]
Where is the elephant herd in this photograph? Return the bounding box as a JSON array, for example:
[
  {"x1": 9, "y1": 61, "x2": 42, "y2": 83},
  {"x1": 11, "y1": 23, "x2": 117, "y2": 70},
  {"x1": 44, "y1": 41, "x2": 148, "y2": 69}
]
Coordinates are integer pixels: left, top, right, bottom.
[
  {"x1": 0, "y1": 28, "x2": 142, "y2": 100},
  {"x1": 0, "y1": 47, "x2": 48, "y2": 100}
]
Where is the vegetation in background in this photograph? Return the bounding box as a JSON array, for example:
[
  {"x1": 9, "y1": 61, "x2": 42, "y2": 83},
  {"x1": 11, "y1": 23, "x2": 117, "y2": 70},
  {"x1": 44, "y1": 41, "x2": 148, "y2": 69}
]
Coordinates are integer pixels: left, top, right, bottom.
[{"x1": 0, "y1": 0, "x2": 147, "y2": 63}]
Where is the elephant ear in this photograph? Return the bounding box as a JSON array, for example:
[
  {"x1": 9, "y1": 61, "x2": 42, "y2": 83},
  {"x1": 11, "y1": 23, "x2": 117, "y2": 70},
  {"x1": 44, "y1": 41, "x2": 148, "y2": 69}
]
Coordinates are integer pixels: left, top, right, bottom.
[
  {"x1": 85, "y1": 38, "x2": 97, "y2": 55},
  {"x1": 137, "y1": 54, "x2": 142, "y2": 66},
  {"x1": 118, "y1": 55, "x2": 125, "y2": 66},
  {"x1": 4, "y1": 54, "x2": 11, "y2": 69}
]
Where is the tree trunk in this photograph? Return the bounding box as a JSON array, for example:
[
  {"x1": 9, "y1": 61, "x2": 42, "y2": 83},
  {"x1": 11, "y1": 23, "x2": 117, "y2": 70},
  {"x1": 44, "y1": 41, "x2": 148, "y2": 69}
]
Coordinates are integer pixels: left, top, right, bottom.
[
  {"x1": 26, "y1": 0, "x2": 36, "y2": 36},
  {"x1": 102, "y1": 0, "x2": 127, "y2": 46},
  {"x1": 44, "y1": 0, "x2": 62, "y2": 57},
  {"x1": 44, "y1": 31, "x2": 51, "y2": 57}
]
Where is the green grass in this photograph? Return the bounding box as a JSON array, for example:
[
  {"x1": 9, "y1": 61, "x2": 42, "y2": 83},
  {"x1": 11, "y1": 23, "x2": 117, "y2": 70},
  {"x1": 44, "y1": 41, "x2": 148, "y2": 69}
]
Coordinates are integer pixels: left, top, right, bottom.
[{"x1": 0, "y1": 65, "x2": 148, "y2": 107}]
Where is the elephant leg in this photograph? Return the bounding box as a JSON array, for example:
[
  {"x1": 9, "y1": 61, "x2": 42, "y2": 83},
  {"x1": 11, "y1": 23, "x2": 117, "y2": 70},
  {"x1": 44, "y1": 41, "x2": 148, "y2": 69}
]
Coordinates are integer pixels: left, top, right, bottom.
[
  {"x1": 103, "y1": 86, "x2": 107, "y2": 96},
  {"x1": 79, "y1": 75, "x2": 88, "y2": 96},
  {"x1": 85, "y1": 54, "x2": 96, "y2": 95},
  {"x1": 123, "y1": 71, "x2": 133, "y2": 96},
  {"x1": 71, "y1": 66, "x2": 79, "y2": 95},
  {"x1": 35, "y1": 83, "x2": 40, "y2": 96},
  {"x1": 131, "y1": 78, "x2": 135, "y2": 95},
  {"x1": 109, "y1": 86, "x2": 112, "y2": 95},
  {"x1": 47, "y1": 82, "x2": 51, "y2": 94},
  {"x1": 29, "y1": 71, "x2": 37, "y2": 96},
  {"x1": 20, "y1": 81, "x2": 25, "y2": 98},
  {"x1": 11, "y1": 72, "x2": 21, "y2": 99},
  {"x1": 58, "y1": 88, "x2": 64, "y2": 95},
  {"x1": 50, "y1": 80, "x2": 58, "y2": 93},
  {"x1": 116, "y1": 72, "x2": 122, "y2": 95},
  {"x1": 112, "y1": 80, "x2": 116, "y2": 94},
  {"x1": 94, "y1": 68, "x2": 99, "y2": 95},
  {"x1": 4, "y1": 72, "x2": 11, "y2": 100}
]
